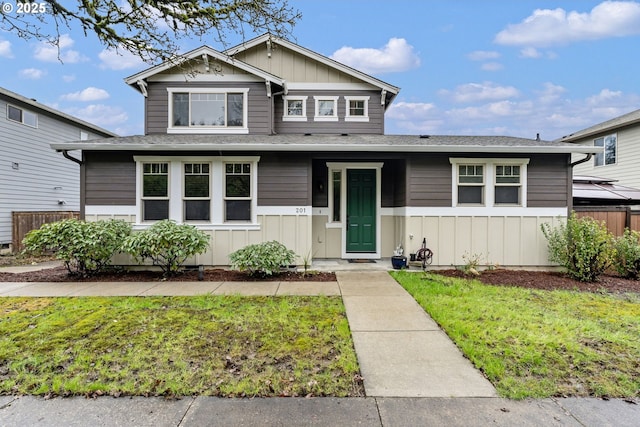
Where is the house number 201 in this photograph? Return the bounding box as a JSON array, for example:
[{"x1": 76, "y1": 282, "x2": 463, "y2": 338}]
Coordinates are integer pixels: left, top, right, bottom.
[{"x1": 295, "y1": 208, "x2": 306, "y2": 214}]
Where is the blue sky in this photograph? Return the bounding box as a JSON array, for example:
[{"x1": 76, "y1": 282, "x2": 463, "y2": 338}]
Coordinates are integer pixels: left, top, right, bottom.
[{"x1": 1, "y1": 0, "x2": 639, "y2": 140}]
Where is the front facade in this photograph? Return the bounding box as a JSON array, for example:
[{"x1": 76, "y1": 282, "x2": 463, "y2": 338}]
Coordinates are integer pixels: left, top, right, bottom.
[
  {"x1": 53, "y1": 35, "x2": 594, "y2": 267},
  {"x1": 0, "y1": 87, "x2": 116, "y2": 251},
  {"x1": 561, "y1": 109, "x2": 640, "y2": 189}
]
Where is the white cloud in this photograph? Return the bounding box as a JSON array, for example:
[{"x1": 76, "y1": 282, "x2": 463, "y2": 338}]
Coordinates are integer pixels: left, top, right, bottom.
[
  {"x1": 0, "y1": 40, "x2": 12, "y2": 58},
  {"x1": 494, "y1": 1, "x2": 640, "y2": 47},
  {"x1": 481, "y1": 62, "x2": 503, "y2": 71},
  {"x1": 330, "y1": 38, "x2": 420, "y2": 74},
  {"x1": 519, "y1": 47, "x2": 542, "y2": 58},
  {"x1": 61, "y1": 87, "x2": 110, "y2": 102},
  {"x1": 535, "y1": 82, "x2": 567, "y2": 104},
  {"x1": 98, "y1": 46, "x2": 146, "y2": 70},
  {"x1": 467, "y1": 50, "x2": 500, "y2": 61},
  {"x1": 586, "y1": 89, "x2": 622, "y2": 105},
  {"x1": 64, "y1": 104, "x2": 128, "y2": 128},
  {"x1": 439, "y1": 82, "x2": 520, "y2": 104},
  {"x1": 34, "y1": 34, "x2": 87, "y2": 63},
  {"x1": 62, "y1": 74, "x2": 76, "y2": 83},
  {"x1": 386, "y1": 101, "x2": 436, "y2": 121},
  {"x1": 19, "y1": 68, "x2": 46, "y2": 79}
]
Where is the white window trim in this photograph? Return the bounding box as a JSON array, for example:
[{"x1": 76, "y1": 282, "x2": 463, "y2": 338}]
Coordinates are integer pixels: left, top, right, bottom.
[
  {"x1": 594, "y1": 133, "x2": 617, "y2": 167},
  {"x1": 134, "y1": 156, "x2": 259, "y2": 226},
  {"x1": 327, "y1": 168, "x2": 342, "y2": 225},
  {"x1": 166, "y1": 87, "x2": 249, "y2": 134},
  {"x1": 450, "y1": 158, "x2": 529, "y2": 208},
  {"x1": 344, "y1": 96, "x2": 370, "y2": 122},
  {"x1": 314, "y1": 96, "x2": 339, "y2": 122},
  {"x1": 7, "y1": 104, "x2": 38, "y2": 128},
  {"x1": 282, "y1": 95, "x2": 308, "y2": 122}
]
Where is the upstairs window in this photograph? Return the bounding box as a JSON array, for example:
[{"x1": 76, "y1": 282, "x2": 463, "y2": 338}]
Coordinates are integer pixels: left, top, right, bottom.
[
  {"x1": 168, "y1": 88, "x2": 248, "y2": 134},
  {"x1": 594, "y1": 134, "x2": 616, "y2": 166},
  {"x1": 457, "y1": 165, "x2": 484, "y2": 205},
  {"x1": 142, "y1": 163, "x2": 169, "y2": 221},
  {"x1": 7, "y1": 105, "x2": 37, "y2": 127},
  {"x1": 282, "y1": 96, "x2": 308, "y2": 121},
  {"x1": 314, "y1": 96, "x2": 339, "y2": 122},
  {"x1": 344, "y1": 96, "x2": 370, "y2": 122}
]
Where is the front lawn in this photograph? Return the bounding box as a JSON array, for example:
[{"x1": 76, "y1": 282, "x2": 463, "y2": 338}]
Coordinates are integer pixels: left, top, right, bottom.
[
  {"x1": 0, "y1": 296, "x2": 362, "y2": 397},
  {"x1": 390, "y1": 270, "x2": 640, "y2": 399}
]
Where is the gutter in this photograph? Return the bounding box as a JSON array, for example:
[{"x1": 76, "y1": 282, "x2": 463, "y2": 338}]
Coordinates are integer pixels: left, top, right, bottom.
[
  {"x1": 61, "y1": 150, "x2": 83, "y2": 166},
  {"x1": 570, "y1": 153, "x2": 592, "y2": 167}
]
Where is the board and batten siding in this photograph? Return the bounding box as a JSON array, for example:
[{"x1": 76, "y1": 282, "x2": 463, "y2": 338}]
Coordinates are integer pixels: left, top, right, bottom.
[
  {"x1": 145, "y1": 81, "x2": 271, "y2": 135},
  {"x1": 571, "y1": 125, "x2": 640, "y2": 189},
  {"x1": 273, "y1": 90, "x2": 384, "y2": 134},
  {"x1": 0, "y1": 98, "x2": 92, "y2": 246}
]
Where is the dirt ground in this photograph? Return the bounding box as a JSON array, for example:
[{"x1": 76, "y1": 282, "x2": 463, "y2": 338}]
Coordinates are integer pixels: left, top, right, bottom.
[{"x1": 1, "y1": 254, "x2": 639, "y2": 293}]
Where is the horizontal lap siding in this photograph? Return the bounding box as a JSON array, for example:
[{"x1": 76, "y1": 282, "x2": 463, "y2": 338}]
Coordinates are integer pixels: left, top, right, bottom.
[
  {"x1": 527, "y1": 154, "x2": 570, "y2": 207},
  {"x1": 145, "y1": 82, "x2": 270, "y2": 135},
  {"x1": 258, "y1": 154, "x2": 311, "y2": 206},
  {"x1": 84, "y1": 152, "x2": 136, "y2": 205},
  {"x1": 407, "y1": 155, "x2": 452, "y2": 207},
  {"x1": 273, "y1": 90, "x2": 383, "y2": 134}
]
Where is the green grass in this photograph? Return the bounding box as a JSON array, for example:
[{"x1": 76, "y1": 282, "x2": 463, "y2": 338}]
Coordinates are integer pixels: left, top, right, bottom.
[
  {"x1": 390, "y1": 270, "x2": 640, "y2": 399},
  {"x1": 0, "y1": 296, "x2": 362, "y2": 397}
]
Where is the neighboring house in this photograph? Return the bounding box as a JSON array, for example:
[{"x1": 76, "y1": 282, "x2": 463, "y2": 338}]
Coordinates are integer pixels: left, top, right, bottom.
[
  {"x1": 0, "y1": 87, "x2": 117, "y2": 252},
  {"x1": 573, "y1": 175, "x2": 640, "y2": 205},
  {"x1": 560, "y1": 108, "x2": 640, "y2": 189},
  {"x1": 51, "y1": 34, "x2": 594, "y2": 267}
]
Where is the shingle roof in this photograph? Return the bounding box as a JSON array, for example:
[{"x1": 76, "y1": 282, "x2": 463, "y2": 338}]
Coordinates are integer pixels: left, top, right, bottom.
[{"x1": 51, "y1": 133, "x2": 597, "y2": 154}]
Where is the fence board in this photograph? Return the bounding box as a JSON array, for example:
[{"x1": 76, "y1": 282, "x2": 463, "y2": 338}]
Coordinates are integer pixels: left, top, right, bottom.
[
  {"x1": 12, "y1": 211, "x2": 80, "y2": 252},
  {"x1": 573, "y1": 206, "x2": 639, "y2": 236}
]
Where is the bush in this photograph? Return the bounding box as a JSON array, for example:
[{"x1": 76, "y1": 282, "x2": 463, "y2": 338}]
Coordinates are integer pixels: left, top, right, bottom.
[
  {"x1": 229, "y1": 240, "x2": 297, "y2": 277},
  {"x1": 22, "y1": 219, "x2": 131, "y2": 277},
  {"x1": 541, "y1": 213, "x2": 613, "y2": 282},
  {"x1": 612, "y1": 229, "x2": 640, "y2": 279},
  {"x1": 121, "y1": 220, "x2": 210, "y2": 276}
]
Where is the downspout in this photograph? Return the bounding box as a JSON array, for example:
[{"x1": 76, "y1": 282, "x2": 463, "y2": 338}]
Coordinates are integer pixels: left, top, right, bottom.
[
  {"x1": 61, "y1": 150, "x2": 83, "y2": 166},
  {"x1": 570, "y1": 153, "x2": 592, "y2": 168},
  {"x1": 568, "y1": 153, "x2": 592, "y2": 215}
]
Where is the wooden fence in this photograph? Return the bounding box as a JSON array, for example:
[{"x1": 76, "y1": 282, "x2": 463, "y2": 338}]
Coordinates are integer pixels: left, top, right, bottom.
[
  {"x1": 12, "y1": 211, "x2": 80, "y2": 252},
  {"x1": 573, "y1": 206, "x2": 640, "y2": 236}
]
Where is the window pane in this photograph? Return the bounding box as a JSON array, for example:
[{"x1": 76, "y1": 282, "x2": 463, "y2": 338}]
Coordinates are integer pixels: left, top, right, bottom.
[
  {"x1": 143, "y1": 200, "x2": 169, "y2": 220},
  {"x1": 594, "y1": 137, "x2": 604, "y2": 166},
  {"x1": 349, "y1": 100, "x2": 365, "y2": 116},
  {"x1": 496, "y1": 165, "x2": 520, "y2": 184},
  {"x1": 7, "y1": 105, "x2": 22, "y2": 122},
  {"x1": 23, "y1": 111, "x2": 37, "y2": 127},
  {"x1": 172, "y1": 93, "x2": 189, "y2": 126},
  {"x1": 332, "y1": 171, "x2": 341, "y2": 222},
  {"x1": 287, "y1": 100, "x2": 303, "y2": 116},
  {"x1": 459, "y1": 165, "x2": 483, "y2": 183},
  {"x1": 226, "y1": 175, "x2": 250, "y2": 197},
  {"x1": 185, "y1": 200, "x2": 210, "y2": 221},
  {"x1": 495, "y1": 186, "x2": 520, "y2": 204},
  {"x1": 191, "y1": 93, "x2": 224, "y2": 126},
  {"x1": 226, "y1": 200, "x2": 251, "y2": 221},
  {"x1": 143, "y1": 175, "x2": 168, "y2": 197},
  {"x1": 185, "y1": 175, "x2": 209, "y2": 197},
  {"x1": 227, "y1": 93, "x2": 244, "y2": 126},
  {"x1": 605, "y1": 135, "x2": 616, "y2": 165},
  {"x1": 318, "y1": 100, "x2": 335, "y2": 116},
  {"x1": 458, "y1": 186, "x2": 483, "y2": 204}
]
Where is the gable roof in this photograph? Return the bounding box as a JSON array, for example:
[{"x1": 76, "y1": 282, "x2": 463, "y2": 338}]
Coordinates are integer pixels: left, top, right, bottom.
[
  {"x1": 52, "y1": 133, "x2": 597, "y2": 155},
  {"x1": 124, "y1": 45, "x2": 285, "y2": 94},
  {"x1": 224, "y1": 34, "x2": 400, "y2": 103},
  {"x1": 0, "y1": 87, "x2": 117, "y2": 137},
  {"x1": 559, "y1": 108, "x2": 640, "y2": 142}
]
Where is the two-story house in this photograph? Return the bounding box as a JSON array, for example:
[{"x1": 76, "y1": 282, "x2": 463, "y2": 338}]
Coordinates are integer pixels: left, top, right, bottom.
[
  {"x1": 0, "y1": 87, "x2": 117, "y2": 252},
  {"x1": 52, "y1": 34, "x2": 595, "y2": 267}
]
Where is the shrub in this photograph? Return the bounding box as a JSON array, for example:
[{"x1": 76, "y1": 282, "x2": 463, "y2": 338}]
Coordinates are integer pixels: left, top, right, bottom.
[
  {"x1": 22, "y1": 219, "x2": 131, "y2": 277},
  {"x1": 541, "y1": 213, "x2": 613, "y2": 282},
  {"x1": 229, "y1": 240, "x2": 297, "y2": 277},
  {"x1": 612, "y1": 229, "x2": 640, "y2": 279},
  {"x1": 121, "y1": 220, "x2": 210, "y2": 276}
]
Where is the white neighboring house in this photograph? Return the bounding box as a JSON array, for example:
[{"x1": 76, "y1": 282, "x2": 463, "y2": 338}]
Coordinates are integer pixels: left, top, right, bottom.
[{"x1": 0, "y1": 87, "x2": 117, "y2": 252}]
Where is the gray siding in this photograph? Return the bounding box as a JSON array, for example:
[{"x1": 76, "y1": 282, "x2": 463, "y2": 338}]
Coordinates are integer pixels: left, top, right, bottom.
[
  {"x1": 145, "y1": 82, "x2": 271, "y2": 135},
  {"x1": 258, "y1": 153, "x2": 311, "y2": 206},
  {"x1": 527, "y1": 154, "x2": 570, "y2": 208},
  {"x1": 0, "y1": 96, "x2": 107, "y2": 245},
  {"x1": 274, "y1": 90, "x2": 384, "y2": 135},
  {"x1": 84, "y1": 152, "x2": 136, "y2": 206},
  {"x1": 407, "y1": 155, "x2": 453, "y2": 207}
]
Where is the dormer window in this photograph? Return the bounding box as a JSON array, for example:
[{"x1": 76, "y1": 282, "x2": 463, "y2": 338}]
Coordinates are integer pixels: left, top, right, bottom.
[{"x1": 167, "y1": 88, "x2": 249, "y2": 134}]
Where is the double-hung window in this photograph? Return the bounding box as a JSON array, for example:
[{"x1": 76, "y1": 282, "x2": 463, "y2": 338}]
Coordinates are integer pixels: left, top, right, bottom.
[
  {"x1": 7, "y1": 105, "x2": 37, "y2": 127},
  {"x1": 495, "y1": 165, "x2": 521, "y2": 205},
  {"x1": 314, "y1": 96, "x2": 339, "y2": 121},
  {"x1": 168, "y1": 88, "x2": 248, "y2": 133},
  {"x1": 457, "y1": 165, "x2": 484, "y2": 205},
  {"x1": 184, "y1": 163, "x2": 210, "y2": 221},
  {"x1": 142, "y1": 163, "x2": 169, "y2": 221},
  {"x1": 282, "y1": 96, "x2": 308, "y2": 121},
  {"x1": 594, "y1": 134, "x2": 616, "y2": 166},
  {"x1": 225, "y1": 163, "x2": 252, "y2": 221},
  {"x1": 344, "y1": 96, "x2": 369, "y2": 122}
]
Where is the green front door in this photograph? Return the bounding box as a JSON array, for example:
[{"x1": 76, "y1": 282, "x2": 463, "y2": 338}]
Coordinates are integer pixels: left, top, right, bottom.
[{"x1": 346, "y1": 169, "x2": 376, "y2": 253}]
